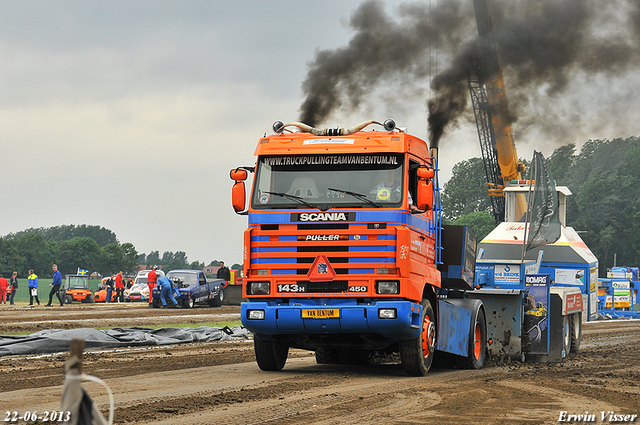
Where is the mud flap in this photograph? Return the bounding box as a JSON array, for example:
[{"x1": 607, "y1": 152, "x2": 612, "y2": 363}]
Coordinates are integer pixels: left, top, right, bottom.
[
  {"x1": 436, "y1": 299, "x2": 479, "y2": 357},
  {"x1": 468, "y1": 289, "x2": 524, "y2": 360}
]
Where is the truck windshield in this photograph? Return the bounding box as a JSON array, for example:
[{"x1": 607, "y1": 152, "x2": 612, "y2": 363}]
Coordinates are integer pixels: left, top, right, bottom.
[
  {"x1": 166, "y1": 273, "x2": 198, "y2": 286},
  {"x1": 251, "y1": 153, "x2": 404, "y2": 209},
  {"x1": 67, "y1": 277, "x2": 88, "y2": 288}
]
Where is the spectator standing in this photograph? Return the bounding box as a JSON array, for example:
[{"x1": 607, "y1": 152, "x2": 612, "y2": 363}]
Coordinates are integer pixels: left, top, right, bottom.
[
  {"x1": 217, "y1": 261, "x2": 231, "y2": 284},
  {"x1": 115, "y1": 271, "x2": 125, "y2": 302},
  {"x1": 126, "y1": 277, "x2": 133, "y2": 289},
  {"x1": 0, "y1": 274, "x2": 8, "y2": 304},
  {"x1": 8, "y1": 272, "x2": 18, "y2": 305},
  {"x1": 105, "y1": 274, "x2": 115, "y2": 303},
  {"x1": 28, "y1": 269, "x2": 40, "y2": 306},
  {"x1": 156, "y1": 275, "x2": 179, "y2": 308},
  {"x1": 147, "y1": 266, "x2": 158, "y2": 305},
  {"x1": 46, "y1": 264, "x2": 64, "y2": 307}
]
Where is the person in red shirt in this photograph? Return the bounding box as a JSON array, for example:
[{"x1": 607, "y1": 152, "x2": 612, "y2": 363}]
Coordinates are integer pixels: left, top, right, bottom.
[
  {"x1": 115, "y1": 271, "x2": 125, "y2": 302},
  {"x1": 0, "y1": 274, "x2": 9, "y2": 304},
  {"x1": 147, "y1": 266, "x2": 158, "y2": 305}
]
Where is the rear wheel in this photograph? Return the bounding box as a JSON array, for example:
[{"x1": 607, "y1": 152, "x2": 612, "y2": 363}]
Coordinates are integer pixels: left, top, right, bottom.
[
  {"x1": 465, "y1": 308, "x2": 486, "y2": 369},
  {"x1": 562, "y1": 315, "x2": 571, "y2": 356},
  {"x1": 570, "y1": 313, "x2": 582, "y2": 352},
  {"x1": 315, "y1": 347, "x2": 339, "y2": 364},
  {"x1": 210, "y1": 289, "x2": 224, "y2": 307},
  {"x1": 399, "y1": 298, "x2": 436, "y2": 376},
  {"x1": 254, "y1": 337, "x2": 289, "y2": 371}
]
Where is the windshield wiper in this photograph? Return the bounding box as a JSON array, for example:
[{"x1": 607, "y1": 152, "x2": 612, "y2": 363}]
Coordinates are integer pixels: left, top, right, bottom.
[
  {"x1": 263, "y1": 191, "x2": 329, "y2": 211},
  {"x1": 327, "y1": 188, "x2": 382, "y2": 208}
]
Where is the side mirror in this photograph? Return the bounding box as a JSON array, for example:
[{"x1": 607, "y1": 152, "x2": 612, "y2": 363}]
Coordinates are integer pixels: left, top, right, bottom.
[
  {"x1": 417, "y1": 168, "x2": 435, "y2": 179},
  {"x1": 230, "y1": 168, "x2": 248, "y2": 181},
  {"x1": 232, "y1": 181, "x2": 246, "y2": 214}
]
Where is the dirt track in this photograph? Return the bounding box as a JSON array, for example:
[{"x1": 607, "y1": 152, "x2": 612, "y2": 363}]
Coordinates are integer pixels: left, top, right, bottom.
[{"x1": 0, "y1": 303, "x2": 639, "y2": 424}]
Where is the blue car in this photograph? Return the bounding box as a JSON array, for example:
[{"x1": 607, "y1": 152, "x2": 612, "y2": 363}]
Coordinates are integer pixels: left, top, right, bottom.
[{"x1": 152, "y1": 269, "x2": 225, "y2": 308}]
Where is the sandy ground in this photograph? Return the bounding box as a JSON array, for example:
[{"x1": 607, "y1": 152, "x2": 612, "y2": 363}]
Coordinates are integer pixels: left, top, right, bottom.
[{"x1": 0, "y1": 302, "x2": 639, "y2": 424}]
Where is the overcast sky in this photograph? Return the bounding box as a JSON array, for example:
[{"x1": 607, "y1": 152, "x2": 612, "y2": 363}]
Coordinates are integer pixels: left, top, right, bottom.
[{"x1": 2, "y1": 0, "x2": 638, "y2": 266}]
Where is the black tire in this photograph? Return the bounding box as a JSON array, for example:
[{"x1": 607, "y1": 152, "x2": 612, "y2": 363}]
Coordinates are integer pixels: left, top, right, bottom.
[
  {"x1": 64, "y1": 295, "x2": 73, "y2": 304},
  {"x1": 210, "y1": 289, "x2": 224, "y2": 307},
  {"x1": 465, "y1": 308, "x2": 486, "y2": 369},
  {"x1": 152, "y1": 298, "x2": 160, "y2": 308},
  {"x1": 570, "y1": 313, "x2": 582, "y2": 353},
  {"x1": 183, "y1": 297, "x2": 195, "y2": 309},
  {"x1": 400, "y1": 298, "x2": 436, "y2": 376},
  {"x1": 562, "y1": 315, "x2": 571, "y2": 356},
  {"x1": 254, "y1": 337, "x2": 289, "y2": 371},
  {"x1": 315, "y1": 347, "x2": 339, "y2": 364}
]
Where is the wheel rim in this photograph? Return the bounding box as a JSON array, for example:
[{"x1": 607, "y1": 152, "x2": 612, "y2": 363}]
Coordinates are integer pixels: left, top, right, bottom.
[
  {"x1": 473, "y1": 322, "x2": 482, "y2": 360},
  {"x1": 421, "y1": 314, "x2": 435, "y2": 359}
]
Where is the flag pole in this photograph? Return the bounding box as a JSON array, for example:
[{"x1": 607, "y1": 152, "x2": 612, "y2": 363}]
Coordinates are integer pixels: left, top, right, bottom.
[{"x1": 521, "y1": 151, "x2": 536, "y2": 262}]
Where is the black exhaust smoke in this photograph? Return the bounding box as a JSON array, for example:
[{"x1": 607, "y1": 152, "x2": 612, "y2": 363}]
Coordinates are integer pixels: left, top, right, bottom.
[{"x1": 298, "y1": 0, "x2": 640, "y2": 148}]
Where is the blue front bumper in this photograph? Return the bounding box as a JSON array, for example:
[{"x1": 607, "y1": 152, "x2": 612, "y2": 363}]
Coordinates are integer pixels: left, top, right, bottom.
[{"x1": 241, "y1": 298, "x2": 422, "y2": 341}]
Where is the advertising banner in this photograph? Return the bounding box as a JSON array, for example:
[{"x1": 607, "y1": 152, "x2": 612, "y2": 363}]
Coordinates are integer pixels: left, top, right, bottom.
[{"x1": 524, "y1": 274, "x2": 550, "y2": 354}]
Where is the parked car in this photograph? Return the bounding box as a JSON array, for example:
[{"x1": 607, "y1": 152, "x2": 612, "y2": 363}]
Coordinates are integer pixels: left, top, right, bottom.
[
  {"x1": 125, "y1": 269, "x2": 165, "y2": 302},
  {"x1": 152, "y1": 269, "x2": 224, "y2": 308},
  {"x1": 93, "y1": 277, "x2": 117, "y2": 303}
]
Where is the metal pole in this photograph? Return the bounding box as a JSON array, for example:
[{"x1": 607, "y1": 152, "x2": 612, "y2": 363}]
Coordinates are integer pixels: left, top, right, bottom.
[{"x1": 521, "y1": 152, "x2": 536, "y2": 262}]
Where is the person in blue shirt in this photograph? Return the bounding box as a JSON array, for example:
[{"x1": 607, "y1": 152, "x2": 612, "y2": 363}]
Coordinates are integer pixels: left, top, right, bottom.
[
  {"x1": 156, "y1": 275, "x2": 179, "y2": 308},
  {"x1": 46, "y1": 264, "x2": 64, "y2": 307}
]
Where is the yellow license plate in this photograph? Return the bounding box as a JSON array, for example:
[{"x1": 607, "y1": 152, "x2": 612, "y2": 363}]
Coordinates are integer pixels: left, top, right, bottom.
[{"x1": 302, "y1": 308, "x2": 340, "y2": 319}]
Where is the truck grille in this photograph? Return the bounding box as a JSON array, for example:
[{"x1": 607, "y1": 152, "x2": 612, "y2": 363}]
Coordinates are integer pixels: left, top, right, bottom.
[
  {"x1": 250, "y1": 222, "x2": 397, "y2": 281},
  {"x1": 297, "y1": 280, "x2": 349, "y2": 293}
]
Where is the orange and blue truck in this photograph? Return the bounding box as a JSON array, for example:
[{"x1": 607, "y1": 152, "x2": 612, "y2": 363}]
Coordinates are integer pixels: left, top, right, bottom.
[{"x1": 230, "y1": 119, "x2": 584, "y2": 375}]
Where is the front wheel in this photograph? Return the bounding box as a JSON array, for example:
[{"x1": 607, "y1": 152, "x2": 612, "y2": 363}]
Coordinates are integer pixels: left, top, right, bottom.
[
  {"x1": 64, "y1": 295, "x2": 73, "y2": 304},
  {"x1": 152, "y1": 298, "x2": 160, "y2": 308},
  {"x1": 182, "y1": 297, "x2": 195, "y2": 309},
  {"x1": 254, "y1": 337, "x2": 289, "y2": 371},
  {"x1": 399, "y1": 298, "x2": 436, "y2": 376}
]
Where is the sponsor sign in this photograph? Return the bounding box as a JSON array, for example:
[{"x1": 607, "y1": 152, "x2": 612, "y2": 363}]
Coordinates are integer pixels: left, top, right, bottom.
[
  {"x1": 555, "y1": 268, "x2": 585, "y2": 285},
  {"x1": 566, "y1": 293, "x2": 583, "y2": 313},
  {"x1": 524, "y1": 274, "x2": 550, "y2": 354},
  {"x1": 494, "y1": 264, "x2": 520, "y2": 283},
  {"x1": 262, "y1": 154, "x2": 400, "y2": 167}
]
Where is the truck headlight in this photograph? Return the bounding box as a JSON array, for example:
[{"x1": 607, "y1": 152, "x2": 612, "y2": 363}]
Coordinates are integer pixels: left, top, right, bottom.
[
  {"x1": 249, "y1": 281, "x2": 270, "y2": 295},
  {"x1": 378, "y1": 308, "x2": 397, "y2": 319},
  {"x1": 376, "y1": 281, "x2": 399, "y2": 294},
  {"x1": 247, "y1": 309, "x2": 265, "y2": 320}
]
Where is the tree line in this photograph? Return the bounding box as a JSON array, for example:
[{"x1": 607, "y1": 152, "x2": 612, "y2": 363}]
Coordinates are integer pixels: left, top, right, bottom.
[
  {"x1": 441, "y1": 136, "x2": 640, "y2": 275},
  {"x1": 0, "y1": 224, "x2": 240, "y2": 278}
]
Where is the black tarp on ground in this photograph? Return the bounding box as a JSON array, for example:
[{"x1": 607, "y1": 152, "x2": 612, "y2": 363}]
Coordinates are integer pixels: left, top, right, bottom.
[{"x1": 0, "y1": 326, "x2": 250, "y2": 357}]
